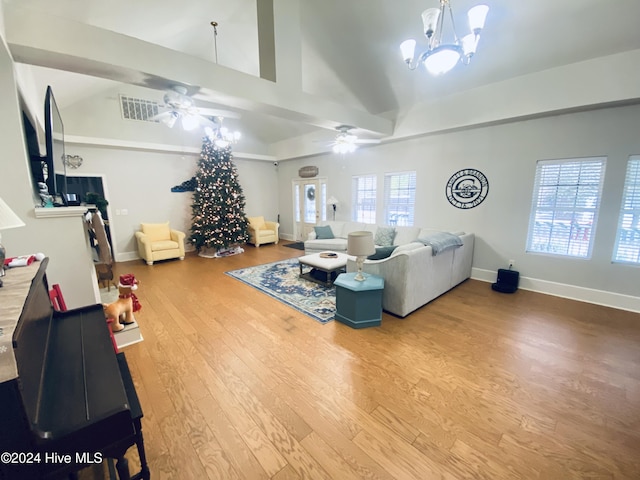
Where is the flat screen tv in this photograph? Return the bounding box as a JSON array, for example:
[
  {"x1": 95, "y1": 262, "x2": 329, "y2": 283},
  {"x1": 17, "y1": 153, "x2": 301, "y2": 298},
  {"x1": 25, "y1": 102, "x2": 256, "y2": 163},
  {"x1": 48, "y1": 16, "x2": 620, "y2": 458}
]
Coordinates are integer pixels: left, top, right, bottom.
[{"x1": 44, "y1": 85, "x2": 67, "y2": 203}]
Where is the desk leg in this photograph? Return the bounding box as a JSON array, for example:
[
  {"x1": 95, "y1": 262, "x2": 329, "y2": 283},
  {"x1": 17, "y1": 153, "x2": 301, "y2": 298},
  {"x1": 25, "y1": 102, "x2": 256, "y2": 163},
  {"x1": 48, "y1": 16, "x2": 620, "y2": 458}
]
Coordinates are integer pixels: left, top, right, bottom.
[{"x1": 116, "y1": 456, "x2": 130, "y2": 480}]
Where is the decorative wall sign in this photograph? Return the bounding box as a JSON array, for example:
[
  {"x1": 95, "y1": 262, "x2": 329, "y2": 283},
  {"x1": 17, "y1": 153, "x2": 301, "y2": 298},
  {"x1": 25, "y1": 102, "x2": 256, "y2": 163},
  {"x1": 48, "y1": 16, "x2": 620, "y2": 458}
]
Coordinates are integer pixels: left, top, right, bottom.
[
  {"x1": 299, "y1": 166, "x2": 319, "y2": 178},
  {"x1": 63, "y1": 155, "x2": 83, "y2": 169},
  {"x1": 446, "y1": 168, "x2": 489, "y2": 209}
]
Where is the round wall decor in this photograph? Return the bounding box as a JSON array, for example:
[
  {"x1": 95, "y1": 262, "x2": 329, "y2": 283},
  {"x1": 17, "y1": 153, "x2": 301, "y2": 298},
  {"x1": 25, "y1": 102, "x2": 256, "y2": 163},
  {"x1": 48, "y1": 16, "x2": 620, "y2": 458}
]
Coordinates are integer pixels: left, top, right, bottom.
[{"x1": 445, "y1": 168, "x2": 489, "y2": 209}]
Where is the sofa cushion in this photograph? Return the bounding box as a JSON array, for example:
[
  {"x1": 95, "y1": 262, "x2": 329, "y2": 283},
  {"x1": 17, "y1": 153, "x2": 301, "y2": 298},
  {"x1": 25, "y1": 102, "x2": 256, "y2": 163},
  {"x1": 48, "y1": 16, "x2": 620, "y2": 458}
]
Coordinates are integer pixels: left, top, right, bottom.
[
  {"x1": 394, "y1": 226, "x2": 421, "y2": 246},
  {"x1": 368, "y1": 245, "x2": 397, "y2": 260},
  {"x1": 374, "y1": 227, "x2": 396, "y2": 246},
  {"x1": 150, "y1": 240, "x2": 180, "y2": 252},
  {"x1": 417, "y1": 232, "x2": 463, "y2": 255},
  {"x1": 342, "y1": 222, "x2": 368, "y2": 238},
  {"x1": 141, "y1": 222, "x2": 171, "y2": 242},
  {"x1": 314, "y1": 225, "x2": 335, "y2": 239},
  {"x1": 305, "y1": 238, "x2": 347, "y2": 251}
]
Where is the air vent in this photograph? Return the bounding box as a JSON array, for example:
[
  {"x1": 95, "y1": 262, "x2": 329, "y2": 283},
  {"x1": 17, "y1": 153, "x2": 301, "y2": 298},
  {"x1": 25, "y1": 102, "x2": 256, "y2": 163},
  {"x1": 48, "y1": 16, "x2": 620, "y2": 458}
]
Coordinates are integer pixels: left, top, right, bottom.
[{"x1": 120, "y1": 95, "x2": 160, "y2": 122}]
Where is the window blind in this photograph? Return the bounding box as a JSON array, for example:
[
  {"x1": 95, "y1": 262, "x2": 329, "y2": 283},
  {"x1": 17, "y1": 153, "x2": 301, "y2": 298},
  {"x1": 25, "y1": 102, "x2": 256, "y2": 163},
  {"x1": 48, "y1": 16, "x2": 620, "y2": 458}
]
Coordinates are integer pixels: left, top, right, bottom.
[
  {"x1": 613, "y1": 157, "x2": 640, "y2": 264},
  {"x1": 526, "y1": 157, "x2": 605, "y2": 258},
  {"x1": 384, "y1": 172, "x2": 416, "y2": 226},
  {"x1": 352, "y1": 175, "x2": 377, "y2": 223}
]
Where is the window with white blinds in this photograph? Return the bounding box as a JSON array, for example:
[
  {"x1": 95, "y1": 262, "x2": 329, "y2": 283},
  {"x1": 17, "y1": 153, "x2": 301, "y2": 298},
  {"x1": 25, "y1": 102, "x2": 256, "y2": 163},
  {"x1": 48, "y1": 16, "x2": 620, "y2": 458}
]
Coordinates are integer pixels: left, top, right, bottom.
[
  {"x1": 352, "y1": 175, "x2": 377, "y2": 223},
  {"x1": 613, "y1": 156, "x2": 640, "y2": 264},
  {"x1": 526, "y1": 157, "x2": 605, "y2": 258},
  {"x1": 384, "y1": 171, "x2": 416, "y2": 226}
]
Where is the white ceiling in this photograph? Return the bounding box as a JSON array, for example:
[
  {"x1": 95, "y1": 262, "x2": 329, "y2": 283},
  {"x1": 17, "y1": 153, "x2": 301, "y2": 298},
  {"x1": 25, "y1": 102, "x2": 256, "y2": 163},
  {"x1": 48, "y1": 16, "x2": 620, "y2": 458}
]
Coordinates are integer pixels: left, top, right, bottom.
[{"x1": 5, "y1": 0, "x2": 640, "y2": 155}]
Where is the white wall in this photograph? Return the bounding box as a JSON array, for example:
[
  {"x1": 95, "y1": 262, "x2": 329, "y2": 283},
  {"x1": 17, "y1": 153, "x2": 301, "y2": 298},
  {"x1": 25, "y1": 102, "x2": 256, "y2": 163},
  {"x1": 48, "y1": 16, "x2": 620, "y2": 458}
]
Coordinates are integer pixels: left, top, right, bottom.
[
  {"x1": 0, "y1": 36, "x2": 98, "y2": 309},
  {"x1": 64, "y1": 144, "x2": 279, "y2": 262},
  {"x1": 277, "y1": 104, "x2": 640, "y2": 310}
]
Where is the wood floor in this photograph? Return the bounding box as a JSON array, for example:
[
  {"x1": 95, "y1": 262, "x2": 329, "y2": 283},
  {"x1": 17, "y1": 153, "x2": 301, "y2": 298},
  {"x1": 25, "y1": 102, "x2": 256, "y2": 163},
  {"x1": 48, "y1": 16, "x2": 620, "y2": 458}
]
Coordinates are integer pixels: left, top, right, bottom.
[{"x1": 86, "y1": 243, "x2": 640, "y2": 479}]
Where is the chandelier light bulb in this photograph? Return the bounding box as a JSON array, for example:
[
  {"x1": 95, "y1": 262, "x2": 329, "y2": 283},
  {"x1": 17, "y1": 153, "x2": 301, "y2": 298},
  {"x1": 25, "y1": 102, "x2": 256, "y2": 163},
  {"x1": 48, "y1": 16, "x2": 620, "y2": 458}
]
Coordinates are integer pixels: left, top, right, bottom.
[
  {"x1": 421, "y1": 8, "x2": 440, "y2": 38},
  {"x1": 468, "y1": 4, "x2": 489, "y2": 34},
  {"x1": 461, "y1": 33, "x2": 479, "y2": 59},
  {"x1": 400, "y1": 39, "x2": 416, "y2": 63}
]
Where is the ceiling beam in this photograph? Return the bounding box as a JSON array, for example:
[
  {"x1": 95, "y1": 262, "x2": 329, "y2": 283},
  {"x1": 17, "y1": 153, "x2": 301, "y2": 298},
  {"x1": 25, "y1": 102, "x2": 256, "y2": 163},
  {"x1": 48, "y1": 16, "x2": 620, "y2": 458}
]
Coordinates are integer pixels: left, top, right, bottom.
[{"x1": 4, "y1": 5, "x2": 393, "y2": 137}]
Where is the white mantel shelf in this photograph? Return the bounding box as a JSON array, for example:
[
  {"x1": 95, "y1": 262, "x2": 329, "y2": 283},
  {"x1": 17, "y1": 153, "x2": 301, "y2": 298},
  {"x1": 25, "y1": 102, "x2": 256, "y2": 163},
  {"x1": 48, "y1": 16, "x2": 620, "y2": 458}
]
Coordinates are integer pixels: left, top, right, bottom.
[{"x1": 34, "y1": 206, "x2": 89, "y2": 218}]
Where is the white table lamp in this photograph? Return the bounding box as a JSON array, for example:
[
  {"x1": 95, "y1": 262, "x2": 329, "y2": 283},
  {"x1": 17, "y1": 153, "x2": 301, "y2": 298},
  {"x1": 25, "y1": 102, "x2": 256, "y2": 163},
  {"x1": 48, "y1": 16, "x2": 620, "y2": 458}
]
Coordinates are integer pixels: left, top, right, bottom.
[
  {"x1": 0, "y1": 197, "x2": 26, "y2": 278},
  {"x1": 347, "y1": 231, "x2": 375, "y2": 281}
]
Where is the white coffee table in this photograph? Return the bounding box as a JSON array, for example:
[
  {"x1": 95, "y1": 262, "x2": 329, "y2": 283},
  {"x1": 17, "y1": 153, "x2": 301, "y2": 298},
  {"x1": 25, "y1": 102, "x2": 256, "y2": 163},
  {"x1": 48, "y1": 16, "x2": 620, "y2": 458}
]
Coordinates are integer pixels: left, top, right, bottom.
[{"x1": 298, "y1": 252, "x2": 349, "y2": 286}]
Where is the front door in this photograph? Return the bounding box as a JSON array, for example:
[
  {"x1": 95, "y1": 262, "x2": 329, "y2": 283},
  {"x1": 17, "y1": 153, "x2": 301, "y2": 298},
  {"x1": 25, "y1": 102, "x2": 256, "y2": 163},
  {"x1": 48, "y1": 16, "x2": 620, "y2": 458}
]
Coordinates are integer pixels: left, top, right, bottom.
[{"x1": 293, "y1": 178, "x2": 327, "y2": 241}]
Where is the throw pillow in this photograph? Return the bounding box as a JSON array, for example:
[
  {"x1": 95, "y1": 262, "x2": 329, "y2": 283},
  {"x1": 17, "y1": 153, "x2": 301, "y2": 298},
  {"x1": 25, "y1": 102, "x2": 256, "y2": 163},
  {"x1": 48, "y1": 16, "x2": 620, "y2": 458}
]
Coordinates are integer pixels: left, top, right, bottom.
[
  {"x1": 314, "y1": 225, "x2": 335, "y2": 239},
  {"x1": 374, "y1": 226, "x2": 396, "y2": 246},
  {"x1": 367, "y1": 245, "x2": 397, "y2": 260}
]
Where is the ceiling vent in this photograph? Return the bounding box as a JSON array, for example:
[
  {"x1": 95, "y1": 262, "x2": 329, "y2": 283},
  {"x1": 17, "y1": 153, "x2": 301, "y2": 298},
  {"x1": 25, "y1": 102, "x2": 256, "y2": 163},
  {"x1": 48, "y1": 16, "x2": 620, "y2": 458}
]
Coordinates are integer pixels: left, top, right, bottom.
[{"x1": 120, "y1": 95, "x2": 160, "y2": 122}]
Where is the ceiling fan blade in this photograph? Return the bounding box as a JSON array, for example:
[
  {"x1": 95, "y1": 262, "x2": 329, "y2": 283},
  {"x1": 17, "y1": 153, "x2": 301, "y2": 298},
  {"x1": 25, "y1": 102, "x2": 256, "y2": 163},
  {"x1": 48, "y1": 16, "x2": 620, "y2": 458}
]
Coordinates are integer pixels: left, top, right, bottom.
[
  {"x1": 355, "y1": 139, "x2": 382, "y2": 144},
  {"x1": 195, "y1": 107, "x2": 241, "y2": 119},
  {"x1": 151, "y1": 111, "x2": 174, "y2": 121}
]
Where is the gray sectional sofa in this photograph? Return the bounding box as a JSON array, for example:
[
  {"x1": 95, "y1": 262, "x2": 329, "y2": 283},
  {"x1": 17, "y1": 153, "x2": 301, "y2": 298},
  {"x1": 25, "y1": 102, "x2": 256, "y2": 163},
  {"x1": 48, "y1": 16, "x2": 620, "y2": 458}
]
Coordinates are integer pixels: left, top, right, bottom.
[{"x1": 304, "y1": 221, "x2": 475, "y2": 317}]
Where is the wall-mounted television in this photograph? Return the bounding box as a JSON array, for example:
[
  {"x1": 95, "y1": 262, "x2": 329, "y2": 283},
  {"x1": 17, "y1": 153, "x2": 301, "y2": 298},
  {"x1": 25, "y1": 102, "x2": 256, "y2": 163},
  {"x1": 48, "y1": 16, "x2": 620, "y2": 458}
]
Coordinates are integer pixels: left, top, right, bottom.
[{"x1": 44, "y1": 85, "x2": 67, "y2": 203}]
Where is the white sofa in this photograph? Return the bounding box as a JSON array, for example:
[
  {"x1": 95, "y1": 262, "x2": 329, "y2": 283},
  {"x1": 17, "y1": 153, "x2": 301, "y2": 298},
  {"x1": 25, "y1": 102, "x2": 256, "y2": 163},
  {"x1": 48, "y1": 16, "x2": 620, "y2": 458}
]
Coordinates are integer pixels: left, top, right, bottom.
[{"x1": 305, "y1": 221, "x2": 474, "y2": 317}]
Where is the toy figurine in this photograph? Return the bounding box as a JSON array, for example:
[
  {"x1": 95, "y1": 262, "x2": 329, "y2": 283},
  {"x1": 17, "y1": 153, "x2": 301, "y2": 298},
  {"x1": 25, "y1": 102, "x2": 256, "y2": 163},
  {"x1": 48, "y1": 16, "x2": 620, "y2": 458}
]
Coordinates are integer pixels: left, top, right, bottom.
[{"x1": 103, "y1": 273, "x2": 142, "y2": 332}]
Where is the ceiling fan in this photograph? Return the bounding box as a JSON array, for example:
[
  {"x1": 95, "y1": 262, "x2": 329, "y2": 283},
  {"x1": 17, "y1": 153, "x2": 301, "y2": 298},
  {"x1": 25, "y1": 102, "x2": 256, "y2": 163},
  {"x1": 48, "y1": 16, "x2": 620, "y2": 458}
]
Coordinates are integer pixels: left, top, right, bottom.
[
  {"x1": 154, "y1": 85, "x2": 239, "y2": 131},
  {"x1": 331, "y1": 125, "x2": 381, "y2": 154}
]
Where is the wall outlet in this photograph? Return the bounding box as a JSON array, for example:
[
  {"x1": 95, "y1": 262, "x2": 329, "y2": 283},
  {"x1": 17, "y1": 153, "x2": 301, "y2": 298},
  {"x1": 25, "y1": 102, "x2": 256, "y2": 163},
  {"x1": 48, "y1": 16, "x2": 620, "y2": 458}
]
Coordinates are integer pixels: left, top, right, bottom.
[{"x1": 508, "y1": 259, "x2": 515, "y2": 269}]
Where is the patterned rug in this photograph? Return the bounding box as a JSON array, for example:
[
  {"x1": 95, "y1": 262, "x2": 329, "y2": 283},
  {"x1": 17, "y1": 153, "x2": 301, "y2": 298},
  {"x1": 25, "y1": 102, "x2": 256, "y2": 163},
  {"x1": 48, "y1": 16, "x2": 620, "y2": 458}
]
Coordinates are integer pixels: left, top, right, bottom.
[{"x1": 225, "y1": 258, "x2": 335, "y2": 323}]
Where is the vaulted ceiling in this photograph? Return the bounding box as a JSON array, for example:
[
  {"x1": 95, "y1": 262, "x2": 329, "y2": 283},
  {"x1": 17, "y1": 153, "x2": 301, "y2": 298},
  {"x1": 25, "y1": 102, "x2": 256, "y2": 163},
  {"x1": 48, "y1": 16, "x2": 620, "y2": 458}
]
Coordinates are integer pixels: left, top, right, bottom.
[{"x1": 4, "y1": 0, "x2": 640, "y2": 159}]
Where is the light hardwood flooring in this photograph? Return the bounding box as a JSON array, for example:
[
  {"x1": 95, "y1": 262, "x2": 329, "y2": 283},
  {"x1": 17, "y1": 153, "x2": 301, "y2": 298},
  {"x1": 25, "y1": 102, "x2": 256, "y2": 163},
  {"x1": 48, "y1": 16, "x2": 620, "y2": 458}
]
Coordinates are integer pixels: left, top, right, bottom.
[{"x1": 84, "y1": 243, "x2": 640, "y2": 479}]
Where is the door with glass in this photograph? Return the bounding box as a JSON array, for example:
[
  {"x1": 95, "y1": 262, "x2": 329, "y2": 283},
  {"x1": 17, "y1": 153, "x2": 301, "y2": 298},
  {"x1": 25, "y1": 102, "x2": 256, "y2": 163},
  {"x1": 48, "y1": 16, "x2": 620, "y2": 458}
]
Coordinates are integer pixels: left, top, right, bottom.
[{"x1": 293, "y1": 179, "x2": 327, "y2": 241}]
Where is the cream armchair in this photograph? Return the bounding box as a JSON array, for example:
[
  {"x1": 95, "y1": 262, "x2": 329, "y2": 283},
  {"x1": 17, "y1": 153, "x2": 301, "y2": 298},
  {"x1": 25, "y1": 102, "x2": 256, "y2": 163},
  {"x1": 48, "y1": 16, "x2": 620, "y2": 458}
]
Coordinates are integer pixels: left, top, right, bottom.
[
  {"x1": 135, "y1": 222, "x2": 186, "y2": 265},
  {"x1": 247, "y1": 216, "x2": 279, "y2": 247}
]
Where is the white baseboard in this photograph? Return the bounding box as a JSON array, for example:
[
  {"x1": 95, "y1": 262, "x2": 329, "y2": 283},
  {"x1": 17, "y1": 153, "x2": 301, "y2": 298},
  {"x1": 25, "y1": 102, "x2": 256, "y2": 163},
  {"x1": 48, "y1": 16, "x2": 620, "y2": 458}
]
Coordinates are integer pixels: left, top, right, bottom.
[
  {"x1": 115, "y1": 251, "x2": 141, "y2": 263},
  {"x1": 280, "y1": 234, "x2": 295, "y2": 241},
  {"x1": 472, "y1": 268, "x2": 640, "y2": 313}
]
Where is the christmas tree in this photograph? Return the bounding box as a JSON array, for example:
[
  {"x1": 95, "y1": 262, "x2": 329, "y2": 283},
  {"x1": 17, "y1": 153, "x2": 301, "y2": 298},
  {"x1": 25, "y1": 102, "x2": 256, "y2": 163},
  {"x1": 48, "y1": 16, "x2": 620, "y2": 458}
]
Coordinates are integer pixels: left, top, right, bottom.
[{"x1": 189, "y1": 137, "x2": 249, "y2": 254}]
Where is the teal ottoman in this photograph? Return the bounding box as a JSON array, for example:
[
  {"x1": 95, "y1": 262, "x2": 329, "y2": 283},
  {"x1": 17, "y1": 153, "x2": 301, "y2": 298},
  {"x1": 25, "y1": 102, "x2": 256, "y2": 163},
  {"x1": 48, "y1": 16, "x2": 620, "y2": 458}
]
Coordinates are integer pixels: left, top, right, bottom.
[{"x1": 334, "y1": 272, "x2": 384, "y2": 328}]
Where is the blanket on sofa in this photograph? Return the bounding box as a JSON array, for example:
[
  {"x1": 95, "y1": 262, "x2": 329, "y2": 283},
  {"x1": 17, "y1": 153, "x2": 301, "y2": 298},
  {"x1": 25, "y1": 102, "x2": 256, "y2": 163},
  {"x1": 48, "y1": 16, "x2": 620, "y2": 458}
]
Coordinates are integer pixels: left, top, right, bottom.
[{"x1": 417, "y1": 232, "x2": 463, "y2": 255}]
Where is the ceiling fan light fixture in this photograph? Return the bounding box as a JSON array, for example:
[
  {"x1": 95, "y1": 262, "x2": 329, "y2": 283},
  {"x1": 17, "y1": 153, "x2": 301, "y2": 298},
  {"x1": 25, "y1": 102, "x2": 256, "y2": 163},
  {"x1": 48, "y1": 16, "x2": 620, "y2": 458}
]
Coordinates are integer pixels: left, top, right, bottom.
[
  {"x1": 333, "y1": 142, "x2": 358, "y2": 155},
  {"x1": 401, "y1": 1, "x2": 489, "y2": 75},
  {"x1": 181, "y1": 113, "x2": 200, "y2": 131}
]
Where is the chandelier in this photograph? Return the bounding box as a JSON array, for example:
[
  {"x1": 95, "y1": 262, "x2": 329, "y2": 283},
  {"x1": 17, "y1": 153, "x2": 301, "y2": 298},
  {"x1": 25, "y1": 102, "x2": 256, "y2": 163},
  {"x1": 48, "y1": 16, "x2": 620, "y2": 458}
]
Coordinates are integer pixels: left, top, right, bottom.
[
  {"x1": 400, "y1": 0, "x2": 489, "y2": 76},
  {"x1": 204, "y1": 117, "x2": 241, "y2": 148}
]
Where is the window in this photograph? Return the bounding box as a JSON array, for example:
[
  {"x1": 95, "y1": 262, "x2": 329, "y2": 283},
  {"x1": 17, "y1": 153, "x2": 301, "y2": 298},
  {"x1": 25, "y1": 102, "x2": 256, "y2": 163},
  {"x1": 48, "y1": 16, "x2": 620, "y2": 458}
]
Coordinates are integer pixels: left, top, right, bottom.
[
  {"x1": 352, "y1": 175, "x2": 376, "y2": 223},
  {"x1": 527, "y1": 157, "x2": 605, "y2": 258},
  {"x1": 613, "y1": 156, "x2": 640, "y2": 264},
  {"x1": 384, "y1": 172, "x2": 416, "y2": 226}
]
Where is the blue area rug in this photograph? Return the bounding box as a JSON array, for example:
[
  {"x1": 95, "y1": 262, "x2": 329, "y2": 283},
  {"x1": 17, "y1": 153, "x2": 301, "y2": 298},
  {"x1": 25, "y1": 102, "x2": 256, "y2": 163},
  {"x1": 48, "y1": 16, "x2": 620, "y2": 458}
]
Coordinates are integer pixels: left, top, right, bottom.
[{"x1": 225, "y1": 258, "x2": 335, "y2": 324}]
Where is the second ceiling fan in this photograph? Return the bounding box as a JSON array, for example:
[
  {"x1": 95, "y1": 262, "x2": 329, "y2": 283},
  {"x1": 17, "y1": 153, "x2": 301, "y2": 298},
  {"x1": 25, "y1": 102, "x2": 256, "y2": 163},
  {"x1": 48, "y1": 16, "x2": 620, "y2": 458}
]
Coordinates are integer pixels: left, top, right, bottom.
[{"x1": 331, "y1": 125, "x2": 381, "y2": 154}]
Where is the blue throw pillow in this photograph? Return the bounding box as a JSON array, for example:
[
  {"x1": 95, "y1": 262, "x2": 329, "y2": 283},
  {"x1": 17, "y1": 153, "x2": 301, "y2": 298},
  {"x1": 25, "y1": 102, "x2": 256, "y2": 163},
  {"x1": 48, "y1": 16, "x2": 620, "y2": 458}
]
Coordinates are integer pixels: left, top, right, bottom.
[
  {"x1": 368, "y1": 245, "x2": 397, "y2": 260},
  {"x1": 374, "y1": 227, "x2": 396, "y2": 246},
  {"x1": 314, "y1": 225, "x2": 334, "y2": 239}
]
